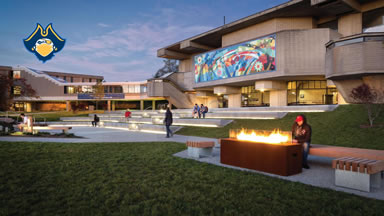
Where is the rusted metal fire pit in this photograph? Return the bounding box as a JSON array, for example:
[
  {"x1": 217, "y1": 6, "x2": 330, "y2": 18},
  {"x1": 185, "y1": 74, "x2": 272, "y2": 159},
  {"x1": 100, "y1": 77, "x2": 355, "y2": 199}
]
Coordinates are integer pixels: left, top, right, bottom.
[{"x1": 220, "y1": 129, "x2": 302, "y2": 176}]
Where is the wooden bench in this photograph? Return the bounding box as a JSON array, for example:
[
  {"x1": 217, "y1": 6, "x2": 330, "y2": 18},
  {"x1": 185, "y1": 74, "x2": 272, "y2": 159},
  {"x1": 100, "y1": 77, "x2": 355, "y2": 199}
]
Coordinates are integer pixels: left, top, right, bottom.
[
  {"x1": 332, "y1": 157, "x2": 384, "y2": 192},
  {"x1": 186, "y1": 141, "x2": 215, "y2": 158},
  {"x1": 310, "y1": 144, "x2": 384, "y2": 160}
]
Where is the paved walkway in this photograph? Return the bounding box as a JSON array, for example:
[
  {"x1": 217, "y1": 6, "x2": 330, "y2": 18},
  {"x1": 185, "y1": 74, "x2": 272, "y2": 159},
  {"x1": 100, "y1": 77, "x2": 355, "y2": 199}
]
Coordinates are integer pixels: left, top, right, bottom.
[
  {"x1": 0, "y1": 126, "x2": 218, "y2": 144},
  {"x1": 1, "y1": 126, "x2": 383, "y2": 200},
  {"x1": 174, "y1": 147, "x2": 384, "y2": 201}
]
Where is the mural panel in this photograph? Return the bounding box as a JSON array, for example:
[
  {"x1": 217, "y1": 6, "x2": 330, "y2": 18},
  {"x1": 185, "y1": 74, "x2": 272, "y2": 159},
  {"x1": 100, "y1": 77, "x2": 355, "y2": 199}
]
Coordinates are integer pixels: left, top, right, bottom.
[{"x1": 194, "y1": 35, "x2": 276, "y2": 83}]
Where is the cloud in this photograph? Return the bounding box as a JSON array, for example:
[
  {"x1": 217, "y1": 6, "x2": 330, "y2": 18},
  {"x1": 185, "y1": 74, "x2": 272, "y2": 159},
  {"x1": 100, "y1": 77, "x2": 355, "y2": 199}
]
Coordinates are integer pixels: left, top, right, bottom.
[
  {"x1": 97, "y1": 23, "x2": 110, "y2": 28},
  {"x1": 29, "y1": 7, "x2": 214, "y2": 81}
]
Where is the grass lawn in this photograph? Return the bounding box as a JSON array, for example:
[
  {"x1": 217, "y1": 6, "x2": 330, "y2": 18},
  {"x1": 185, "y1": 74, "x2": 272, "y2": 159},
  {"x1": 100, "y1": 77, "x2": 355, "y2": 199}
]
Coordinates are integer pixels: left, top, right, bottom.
[
  {"x1": 177, "y1": 105, "x2": 384, "y2": 150},
  {"x1": 0, "y1": 141, "x2": 383, "y2": 215}
]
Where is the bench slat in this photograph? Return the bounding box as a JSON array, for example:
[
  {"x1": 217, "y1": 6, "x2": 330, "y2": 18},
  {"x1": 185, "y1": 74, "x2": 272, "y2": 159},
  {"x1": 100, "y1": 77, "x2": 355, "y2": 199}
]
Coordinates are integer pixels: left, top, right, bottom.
[{"x1": 366, "y1": 161, "x2": 384, "y2": 174}]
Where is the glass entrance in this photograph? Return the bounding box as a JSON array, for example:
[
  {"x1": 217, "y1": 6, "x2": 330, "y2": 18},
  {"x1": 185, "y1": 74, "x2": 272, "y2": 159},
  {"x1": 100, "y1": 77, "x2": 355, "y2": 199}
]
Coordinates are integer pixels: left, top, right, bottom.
[
  {"x1": 218, "y1": 95, "x2": 228, "y2": 108},
  {"x1": 241, "y1": 86, "x2": 270, "y2": 107},
  {"x1": 287, "y1": 80, "x2": 338, "y2": 105}
]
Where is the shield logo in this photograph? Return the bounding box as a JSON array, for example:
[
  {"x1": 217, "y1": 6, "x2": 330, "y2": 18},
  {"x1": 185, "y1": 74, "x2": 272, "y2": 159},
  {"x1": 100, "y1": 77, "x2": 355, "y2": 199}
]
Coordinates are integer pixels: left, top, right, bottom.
[{"x1": 23, "y1": 23, "x2": 66, "y2": 63}]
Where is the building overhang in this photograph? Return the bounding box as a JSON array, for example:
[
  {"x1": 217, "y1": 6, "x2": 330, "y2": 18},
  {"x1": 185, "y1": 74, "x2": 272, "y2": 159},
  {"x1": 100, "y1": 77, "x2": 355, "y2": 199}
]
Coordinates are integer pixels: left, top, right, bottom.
[{"x1": 158, "y1": 0, "x2": 364, "y2": 59}]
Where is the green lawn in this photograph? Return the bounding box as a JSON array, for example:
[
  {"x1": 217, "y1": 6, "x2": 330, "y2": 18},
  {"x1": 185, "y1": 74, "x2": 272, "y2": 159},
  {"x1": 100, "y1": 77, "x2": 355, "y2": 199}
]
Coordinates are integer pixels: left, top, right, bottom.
[
  {"x1": 177, "y1": 105, "x2": 384, "y2": 150},
  {"x1": 0, "y1": 141, "x2": 383, "y2": 215}
]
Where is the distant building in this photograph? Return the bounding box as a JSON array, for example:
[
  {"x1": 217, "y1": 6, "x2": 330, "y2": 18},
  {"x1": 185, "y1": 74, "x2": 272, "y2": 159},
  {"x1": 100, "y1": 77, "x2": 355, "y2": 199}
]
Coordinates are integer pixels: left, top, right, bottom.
[
  {"x1": 149, "y1": 0, "x2": 384, "y2": 108},
  {"x1": 0, "y1": 66, "x2": 167, "y2": 112}
]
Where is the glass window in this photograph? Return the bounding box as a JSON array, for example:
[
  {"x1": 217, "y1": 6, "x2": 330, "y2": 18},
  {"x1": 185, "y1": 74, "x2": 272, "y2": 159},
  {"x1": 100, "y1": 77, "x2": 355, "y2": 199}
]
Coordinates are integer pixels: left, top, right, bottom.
[
  {"x1": 128, "y1": 85, "x2": 135, "y2": 93},
  {"x1": 70, "y1": 77, "x2": 74, "y2": 82},
  {"x1": 67, "y1": 86, "x2": 75, "y2": 94},
  {"x1": 315, "y1": 81, "x2": 321, "y2": 88},
  {"x1": 89, "y1": 78, "x2": 92, "y2": 82},
  {"x1": 321, "y1": 81, "x2": 327, "y2": 88},
  {"x1": 13, "y1": 86, "x2": 21, "y2": 95},
  {"x1": 13, "y1": 71, "x2": 21, "y2": 79},
  {"x1": 63, "y1": 76, "x2": 66, "y2": 81},
  {"x1": 135, "y1": 85, "x2": 140, "y2": 93}
]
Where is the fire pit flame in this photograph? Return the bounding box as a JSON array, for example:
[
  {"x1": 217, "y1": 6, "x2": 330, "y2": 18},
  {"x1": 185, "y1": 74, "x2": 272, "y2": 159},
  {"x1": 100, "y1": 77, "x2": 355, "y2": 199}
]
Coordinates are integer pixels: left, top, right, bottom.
[{"x1": 230, "y1": 129, "x2": 291, "y2": 144}]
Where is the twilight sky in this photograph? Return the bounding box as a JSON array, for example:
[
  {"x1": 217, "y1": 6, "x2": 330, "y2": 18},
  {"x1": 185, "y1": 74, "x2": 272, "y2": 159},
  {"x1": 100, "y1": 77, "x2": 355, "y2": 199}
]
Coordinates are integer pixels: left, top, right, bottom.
[{"x1": 0, "y1": 0, "x2": 286, "y2": 81}]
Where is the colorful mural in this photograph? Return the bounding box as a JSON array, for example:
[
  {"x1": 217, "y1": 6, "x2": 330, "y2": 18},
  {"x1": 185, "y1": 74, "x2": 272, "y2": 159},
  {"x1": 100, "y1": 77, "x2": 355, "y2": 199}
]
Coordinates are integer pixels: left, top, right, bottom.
[{"x1": 194, "y1": 35, "x2": 276, "y2": 83}]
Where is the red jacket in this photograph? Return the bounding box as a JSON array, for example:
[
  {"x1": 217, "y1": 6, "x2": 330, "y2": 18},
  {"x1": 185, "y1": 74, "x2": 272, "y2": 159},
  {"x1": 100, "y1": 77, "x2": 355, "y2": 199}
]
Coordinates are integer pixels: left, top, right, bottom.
[{"x1": 125, "y1": 111, "x2": 131, "y2": 118}]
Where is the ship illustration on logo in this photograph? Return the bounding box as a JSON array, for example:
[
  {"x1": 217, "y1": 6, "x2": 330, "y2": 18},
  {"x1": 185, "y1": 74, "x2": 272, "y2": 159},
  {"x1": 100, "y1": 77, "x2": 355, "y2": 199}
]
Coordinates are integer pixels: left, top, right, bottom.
[{"x1": 23, "y1": 23, "x2": 66, "y2": 63}]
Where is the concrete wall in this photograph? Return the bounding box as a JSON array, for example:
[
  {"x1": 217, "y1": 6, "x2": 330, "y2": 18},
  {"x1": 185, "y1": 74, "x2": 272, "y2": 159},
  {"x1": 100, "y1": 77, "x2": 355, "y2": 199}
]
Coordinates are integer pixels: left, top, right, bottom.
[
  {"x1": 228, "y1": 94, "x2": 241, "y2": 108},
  {"x1": 21, "y1": 70, "x2": 65, "y2": 97},
  {"x1": 338, "y1": 13, "x2": 362, "y2": 37},
  {"x1": 179, "y1": 58, "x2": 193, "y2": 72},
  {"x1": 194, "y1": 29, "x2": 339, "y2": 89},
  {"x1": 222, "y1": 17, "x2": 314, "y2": 47},
  {"x1": 270, "y1": 90, "x2": 287, "y2": 107},
  {"x1": 326, "y1": 40, "x2": 384, "y2": 79}
]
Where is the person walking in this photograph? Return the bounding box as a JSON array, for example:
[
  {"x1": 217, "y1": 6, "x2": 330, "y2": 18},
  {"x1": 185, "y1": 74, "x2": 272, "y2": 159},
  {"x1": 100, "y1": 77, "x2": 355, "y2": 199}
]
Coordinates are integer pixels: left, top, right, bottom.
[
  {"x1": 292, "y1": 114, "x2": 312, "y2": 169},
  {"x1": 164, "y1": 107, "x2": 173, "y2": 138}
]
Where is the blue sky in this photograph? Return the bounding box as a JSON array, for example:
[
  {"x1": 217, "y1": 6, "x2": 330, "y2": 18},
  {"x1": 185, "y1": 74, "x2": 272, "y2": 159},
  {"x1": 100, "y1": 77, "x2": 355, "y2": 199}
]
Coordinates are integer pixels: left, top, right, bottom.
[{"x1": 0, "y1": 0, "x2": 286, "y2": 81}]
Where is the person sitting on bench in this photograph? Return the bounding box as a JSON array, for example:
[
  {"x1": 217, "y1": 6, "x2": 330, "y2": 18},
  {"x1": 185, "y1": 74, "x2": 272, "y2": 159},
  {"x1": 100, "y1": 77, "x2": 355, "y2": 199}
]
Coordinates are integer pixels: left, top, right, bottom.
[
  {"x1": 17, "y1": 113, "x2": 31, "y2": 132},
  {"x1": 92, "y1": 114, "x2": 100, "y2": 127}
]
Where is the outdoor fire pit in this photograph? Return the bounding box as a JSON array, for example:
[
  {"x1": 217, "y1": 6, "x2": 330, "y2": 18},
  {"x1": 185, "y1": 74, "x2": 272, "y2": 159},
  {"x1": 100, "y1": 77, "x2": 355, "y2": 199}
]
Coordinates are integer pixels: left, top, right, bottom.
[{"x1": 220, "y1": 129, "x2": 302, "y2": 176}]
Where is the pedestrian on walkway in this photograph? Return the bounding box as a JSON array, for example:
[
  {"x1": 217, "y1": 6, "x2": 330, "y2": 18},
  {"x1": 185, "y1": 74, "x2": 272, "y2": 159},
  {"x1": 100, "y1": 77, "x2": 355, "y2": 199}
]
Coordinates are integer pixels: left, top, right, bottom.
[
  {"x1": 164, "y1": 107, "x2": 173, "y2": 138},
  {"x1": 292, "y1": 114, "x2": 312, "y2": 169}
]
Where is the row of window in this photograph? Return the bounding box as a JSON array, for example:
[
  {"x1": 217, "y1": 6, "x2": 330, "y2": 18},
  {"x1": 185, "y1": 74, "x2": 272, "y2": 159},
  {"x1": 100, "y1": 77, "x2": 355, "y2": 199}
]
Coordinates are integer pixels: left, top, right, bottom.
[
  {"x1": 241, "y1": 81, "x2": 330, "y2": 93},
  {"x1": 58, "y1": 76, "x2": 102, "y2": 83},
  {"x1": 64, "y1": 85, "x2": 147, "y2": 94}
]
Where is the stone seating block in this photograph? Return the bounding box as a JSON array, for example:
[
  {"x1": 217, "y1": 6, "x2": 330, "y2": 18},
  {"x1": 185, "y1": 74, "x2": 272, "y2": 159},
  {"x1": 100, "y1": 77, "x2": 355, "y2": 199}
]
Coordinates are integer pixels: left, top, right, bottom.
[
  {"x1": 332, "y1": 157, "x2": 384, "y2": 192},
  {"x1": 186, "y1": 141, "x2": 215, "y2": 158}
]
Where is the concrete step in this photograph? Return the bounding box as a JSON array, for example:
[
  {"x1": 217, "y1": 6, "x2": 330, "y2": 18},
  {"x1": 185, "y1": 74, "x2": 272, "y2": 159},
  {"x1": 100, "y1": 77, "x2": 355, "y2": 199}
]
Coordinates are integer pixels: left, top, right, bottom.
[
  {"x1": 41, "y1": 121, "x2": 182, "y2": 134},
  {"x1": 60, "y1": 117, "x2": 232, "y2": 127}
]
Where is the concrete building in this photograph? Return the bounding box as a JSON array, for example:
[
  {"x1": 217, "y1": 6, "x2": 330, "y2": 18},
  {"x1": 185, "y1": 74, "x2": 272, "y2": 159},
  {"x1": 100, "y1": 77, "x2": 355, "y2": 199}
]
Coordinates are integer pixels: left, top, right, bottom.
[
  {"x1": 150, "y1": 0, "x2": 384, "y2": 108},
  {"x1": 0, "y1": 66, "x2": 166, "y2": 112}
]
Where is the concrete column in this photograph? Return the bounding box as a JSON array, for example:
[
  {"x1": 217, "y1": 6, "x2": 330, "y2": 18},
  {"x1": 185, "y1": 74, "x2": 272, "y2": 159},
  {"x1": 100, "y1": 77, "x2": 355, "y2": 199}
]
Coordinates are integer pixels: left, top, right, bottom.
[
  {"x1": 338, "y1": 13, "x2": 362, "y2": 36},
  {"x1": 107, "y1": 100, "x2": 111, "y2": 112},
  {"x1": 207, "y1": 96, "x2": 219, "y2": 108},
  {"x1": 152, "y1": 100, "x2": 156, "y2": 110},
  {"x1": 228, "y1": 94, "x2": 242, "y2": 108},
  {"x1": 112, "y1": 101, "x2": 115, "y2": 111},
  {"x1": 270, "y1": 90, "x2": 287, "y2": 107},
  {"x1": 140, "y1": 100, "x2": 144, "y2": 110},
  {"x1": 66, "y1": 101, "x2": 71, "y2": 111}
]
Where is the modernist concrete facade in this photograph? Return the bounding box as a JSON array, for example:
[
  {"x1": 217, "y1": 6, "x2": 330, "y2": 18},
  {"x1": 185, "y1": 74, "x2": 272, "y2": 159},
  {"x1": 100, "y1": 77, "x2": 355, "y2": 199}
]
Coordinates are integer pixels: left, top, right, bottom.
[
  {"x1": 0, "y1": 66, "x2": 166, "y2": 112},
  {"x1": 151, "y1": 0, "x2": 384, "y2": 108}
]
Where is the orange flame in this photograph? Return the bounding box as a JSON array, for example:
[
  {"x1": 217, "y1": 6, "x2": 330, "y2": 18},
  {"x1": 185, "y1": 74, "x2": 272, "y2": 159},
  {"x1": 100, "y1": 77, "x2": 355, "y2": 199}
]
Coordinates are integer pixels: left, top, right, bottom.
[{"x1": 231, "y1": 129, "x2": 291, "y2": 144}]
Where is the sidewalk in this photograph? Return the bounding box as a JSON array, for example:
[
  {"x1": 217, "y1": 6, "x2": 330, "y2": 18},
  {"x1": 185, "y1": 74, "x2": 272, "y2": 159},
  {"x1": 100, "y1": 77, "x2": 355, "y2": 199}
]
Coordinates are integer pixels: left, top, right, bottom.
[
  {"x1": 0, "y1": 126, "x2": 218, "y2": 144},
  {"x1": 174, "y1": 146, "x2": 384, "y2": 201}
]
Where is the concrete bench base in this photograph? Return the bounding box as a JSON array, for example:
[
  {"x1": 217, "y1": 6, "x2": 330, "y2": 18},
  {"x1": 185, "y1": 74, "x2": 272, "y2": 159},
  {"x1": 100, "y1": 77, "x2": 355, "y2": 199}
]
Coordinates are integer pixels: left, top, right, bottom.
[
  {"x1": 335, "y1": 169, "x2": 382, "y2": 192},
  {"x1": 187, "y1": 147, "x2": 213, "y2": 158},
  {"x1": 186, "y1": 141, "x2": 215, "y2": 158},
  {"x1": 333, "y1": 157, "x2": 384, "y2": 192}
]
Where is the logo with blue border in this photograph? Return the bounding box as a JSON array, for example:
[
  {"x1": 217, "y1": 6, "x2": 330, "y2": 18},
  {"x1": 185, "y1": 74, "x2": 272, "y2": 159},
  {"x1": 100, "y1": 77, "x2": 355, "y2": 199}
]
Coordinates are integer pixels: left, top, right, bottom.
[{"x1": 23, "y1": 23, "x2": 66, "y2": 63}]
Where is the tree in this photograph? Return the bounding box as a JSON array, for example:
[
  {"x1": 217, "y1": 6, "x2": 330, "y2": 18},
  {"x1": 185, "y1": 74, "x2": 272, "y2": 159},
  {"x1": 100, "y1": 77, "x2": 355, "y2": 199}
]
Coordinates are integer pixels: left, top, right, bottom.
[
  {"x1": 350, "y1": 84, "x2": 384, "y2": 127},
  {"x1": 0, "y1": 74, "x2": 37, "y2": 111},
  {"x1": 93, "y1": 80, "x2": 105, "y2": 110},
  {"x1": 154, "y1": 59, "x2": 178, "y2": 78}
]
